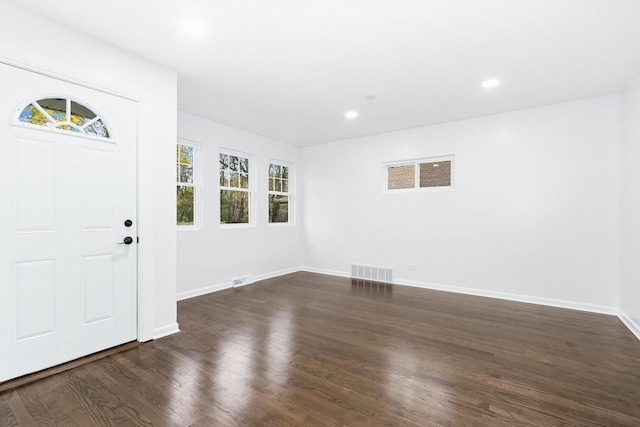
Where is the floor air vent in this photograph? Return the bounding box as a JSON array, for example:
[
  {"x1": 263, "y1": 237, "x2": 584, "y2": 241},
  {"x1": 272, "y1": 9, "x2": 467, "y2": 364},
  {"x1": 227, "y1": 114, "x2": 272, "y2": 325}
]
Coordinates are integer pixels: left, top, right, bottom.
[{"x1": 351, "y1": 264, "x2": 393, "y2": 283}]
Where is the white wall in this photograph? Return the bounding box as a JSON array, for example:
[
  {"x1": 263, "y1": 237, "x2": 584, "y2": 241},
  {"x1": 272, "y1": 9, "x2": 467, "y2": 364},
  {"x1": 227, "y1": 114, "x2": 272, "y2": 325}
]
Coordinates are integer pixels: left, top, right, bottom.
[
  {"x1": 621, "y1": 73, "x2": 640, "y2": 339},
  {"x1": 1, "y1": 4, "x2": 632, "y2": 344},
  {"x1": 0, "y1": 3, "x2": 178, "y2": 340},
  {"x1": 177, "y1": 112, "x2": 302, "y2": 299},
  {"x1": 302, "y1": 96, "x2": 621, "y2": 313}
]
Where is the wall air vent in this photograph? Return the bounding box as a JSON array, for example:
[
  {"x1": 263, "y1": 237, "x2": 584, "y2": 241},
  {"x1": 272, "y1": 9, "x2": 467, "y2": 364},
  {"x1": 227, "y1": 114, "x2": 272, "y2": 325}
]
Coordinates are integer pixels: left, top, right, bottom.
[
  {"x1": 232, "y1": 275, "x2": 254, "y2": 288},
  {"x1": 350, "y1": 264, "x2": 393, "y2": 283}
]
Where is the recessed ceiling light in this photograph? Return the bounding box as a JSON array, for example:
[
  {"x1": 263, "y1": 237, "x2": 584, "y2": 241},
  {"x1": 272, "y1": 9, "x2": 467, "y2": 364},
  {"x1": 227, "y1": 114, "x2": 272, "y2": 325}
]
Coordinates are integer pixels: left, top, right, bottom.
[
  {"x1": 345, "y1": 111, "x2": 358, "y2": 119},
  {"x1": 482, "y1": 78, "x2": 500, "y2": 89},
  {"x1": 182, "y1": 18, "x2": 205, "y2": 37}
]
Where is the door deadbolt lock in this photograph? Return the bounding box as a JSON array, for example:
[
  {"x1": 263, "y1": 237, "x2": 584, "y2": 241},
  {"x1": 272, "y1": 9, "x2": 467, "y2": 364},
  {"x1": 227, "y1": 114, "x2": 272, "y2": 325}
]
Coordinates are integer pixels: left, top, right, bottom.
[{"x1": 124, "y1": 219, "x2": 133, "y2": 227}]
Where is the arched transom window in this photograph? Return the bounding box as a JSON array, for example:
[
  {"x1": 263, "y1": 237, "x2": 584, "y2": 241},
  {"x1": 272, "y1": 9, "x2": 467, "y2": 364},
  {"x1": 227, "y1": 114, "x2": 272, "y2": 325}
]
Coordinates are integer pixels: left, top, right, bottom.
[{"x1": 18, "y1": 97, "x2": 110, "y2": 138}]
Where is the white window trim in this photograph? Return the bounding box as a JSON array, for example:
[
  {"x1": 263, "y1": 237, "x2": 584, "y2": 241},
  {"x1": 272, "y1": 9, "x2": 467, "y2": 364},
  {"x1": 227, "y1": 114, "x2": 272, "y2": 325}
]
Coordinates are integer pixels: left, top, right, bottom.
[
  {"x1": 177, "y1": 139, "x2": 202, "y2": 230},
  {"x1": 219, "y1": 148, "x2": 255, "y2": 228},
  {"x1": 383, "y1": 154, "x2": 455, "y2": 193},
  {"x1": 268, "y1": 159, "x2": 295, "y2": 226}
]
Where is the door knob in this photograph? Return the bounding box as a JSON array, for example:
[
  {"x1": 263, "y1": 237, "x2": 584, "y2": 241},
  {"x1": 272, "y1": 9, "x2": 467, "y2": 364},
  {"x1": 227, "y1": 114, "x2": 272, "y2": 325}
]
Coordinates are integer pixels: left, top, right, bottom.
[{"x1": 117, "y1": 236, "x2": 134, "y2": 245}]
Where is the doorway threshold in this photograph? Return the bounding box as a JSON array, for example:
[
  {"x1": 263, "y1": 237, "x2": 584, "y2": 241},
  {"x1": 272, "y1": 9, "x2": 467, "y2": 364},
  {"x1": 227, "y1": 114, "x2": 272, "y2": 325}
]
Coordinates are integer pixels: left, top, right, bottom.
[{"x1": 0, "y1": 341, "x2": 139, "y2": 393}]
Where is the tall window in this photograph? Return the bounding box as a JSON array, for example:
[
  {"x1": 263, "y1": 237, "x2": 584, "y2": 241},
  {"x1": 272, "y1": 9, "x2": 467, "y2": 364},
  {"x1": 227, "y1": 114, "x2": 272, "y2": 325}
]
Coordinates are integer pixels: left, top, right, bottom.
[
  {"x1": 268, "y1": 162, "x2": 291, "y2": 224},
  {"x1": 177, "y1": 143, "x2": 197, "y2": 226},
  {"x1": 220, "y1": 152, "x2": 251, "y2": 224},
  {"x1": 385, "y1": 155, "x2": 454, "y2": 192}
]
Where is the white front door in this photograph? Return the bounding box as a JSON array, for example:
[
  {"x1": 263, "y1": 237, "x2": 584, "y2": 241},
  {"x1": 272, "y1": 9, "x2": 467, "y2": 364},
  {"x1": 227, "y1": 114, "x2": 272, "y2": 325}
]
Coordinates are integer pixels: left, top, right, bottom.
[{"x1": 0, "y1": 63, "x2": 138, "y2": 382}]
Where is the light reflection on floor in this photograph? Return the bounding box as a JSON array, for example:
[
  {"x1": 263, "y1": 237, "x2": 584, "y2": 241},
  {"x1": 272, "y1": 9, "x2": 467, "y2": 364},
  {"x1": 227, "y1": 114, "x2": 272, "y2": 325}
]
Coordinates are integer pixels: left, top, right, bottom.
[
  {"x1": 266, "y1": 308, "x2": 293, "y2": 389},
  {"x1": 214, "y1": 326, "x2": 256, "y2": 417}
]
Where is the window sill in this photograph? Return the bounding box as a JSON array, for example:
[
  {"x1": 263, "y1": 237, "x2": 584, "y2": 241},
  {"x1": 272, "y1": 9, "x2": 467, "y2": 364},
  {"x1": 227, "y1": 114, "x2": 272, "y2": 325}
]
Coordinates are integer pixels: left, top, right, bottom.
[
  {"x1": 268, "y1": 222, "x2": 295, "y2": 227},
  {"x1": 384, "y1": 186, "x2": 454, "y2": 194},
  {"x1": 220, "y1": 223, "x2": 255, "y2": 230}
]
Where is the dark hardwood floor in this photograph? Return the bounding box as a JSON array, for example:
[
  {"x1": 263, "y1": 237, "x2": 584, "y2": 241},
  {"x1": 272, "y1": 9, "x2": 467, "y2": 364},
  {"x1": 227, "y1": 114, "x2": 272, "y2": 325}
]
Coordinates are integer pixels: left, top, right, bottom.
[{"x1": 1, "y1": 271, "x2": 640, "y2": 426}]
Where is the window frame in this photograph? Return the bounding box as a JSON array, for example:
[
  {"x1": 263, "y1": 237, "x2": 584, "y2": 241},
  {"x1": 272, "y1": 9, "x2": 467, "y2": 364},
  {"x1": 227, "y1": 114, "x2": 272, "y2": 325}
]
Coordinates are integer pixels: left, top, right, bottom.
[
  {"x1": 176, "y1": 139, "x2": 201, "y2": 229},
  {"x1": 15, "y1": 96, "x2": 112, "y2": 140},
  {"x1": 219, "y1": 148, "x2": 255, "y2": 228},
  {"x1": 268, "y1": 160, "x2": 295, "y2": 226},
  {"x1": 383, "y1": 155, "x2": 455, "y2": 193}
]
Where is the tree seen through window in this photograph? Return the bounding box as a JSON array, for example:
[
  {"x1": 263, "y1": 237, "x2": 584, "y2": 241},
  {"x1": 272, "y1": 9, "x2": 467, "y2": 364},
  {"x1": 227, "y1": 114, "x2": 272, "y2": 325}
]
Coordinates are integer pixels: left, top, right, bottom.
[
  {"x1": 220, "y1": 153, "x2": 250, "y2": 224},
  {"x1": 177, "y1": 144, "x2": 195, "y2": 225},
  {"x1": 268, "y1": 163, "x2": 290, "y2": 223}
]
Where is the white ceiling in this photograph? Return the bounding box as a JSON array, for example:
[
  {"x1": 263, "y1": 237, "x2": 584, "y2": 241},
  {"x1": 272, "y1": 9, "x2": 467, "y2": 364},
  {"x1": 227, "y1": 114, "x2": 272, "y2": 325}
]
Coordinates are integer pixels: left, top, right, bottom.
[{"x1": 10, "y1": 0, "x2": 640, "y2": 146}]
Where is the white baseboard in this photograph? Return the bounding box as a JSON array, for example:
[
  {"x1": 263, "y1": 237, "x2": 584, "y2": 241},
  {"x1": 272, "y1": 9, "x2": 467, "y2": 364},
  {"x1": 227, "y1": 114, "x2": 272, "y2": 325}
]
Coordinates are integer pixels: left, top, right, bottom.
[
  {"x1": 618, "y1": 310, "x2": 640, "y2": 342},
  {"x1": 153, "y1": 322, "x2": 180, "y2": 340},
  {"x1": 394, "y1": 278, "x2": 618, "y2": 315},
  {"x1": 177, "y1": 281, "x2": 233, "y2": 301},
  {"x1": 300, "y1": 266, "x2": 350, "y2": 278},
  {"x1": 177, "y1": 267, "x2": 302, "y2": 301},
  {"x1": 252, "y1": 267, "x2": 302, "y2": 283}
]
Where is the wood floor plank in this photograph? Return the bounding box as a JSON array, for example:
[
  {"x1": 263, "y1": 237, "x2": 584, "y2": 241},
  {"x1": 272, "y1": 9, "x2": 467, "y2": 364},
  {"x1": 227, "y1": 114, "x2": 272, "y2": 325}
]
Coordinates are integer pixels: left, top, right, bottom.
[
  {"x1": 1, "y1": 392, "x2": 33, "y2": 427},
  {"x1": 1, "y1": 271, "x2": 640, "y2": 426}
]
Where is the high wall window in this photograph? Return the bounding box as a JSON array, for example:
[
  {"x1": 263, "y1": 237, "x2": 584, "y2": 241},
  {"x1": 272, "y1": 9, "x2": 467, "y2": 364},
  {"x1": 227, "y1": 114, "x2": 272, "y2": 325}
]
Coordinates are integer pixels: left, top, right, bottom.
[
  {"x1": 385, "y1": 155, "x2": 454, "y2": 192},
  {"x1": 268, "y1": 162, "x2": 292, "y2": 224},
  {"x1": 177, "y1": 142, "x2": 199, "y2": 226},
  {"x1": 220, "y1": 151, "x2": 252, "y2": 224}
]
